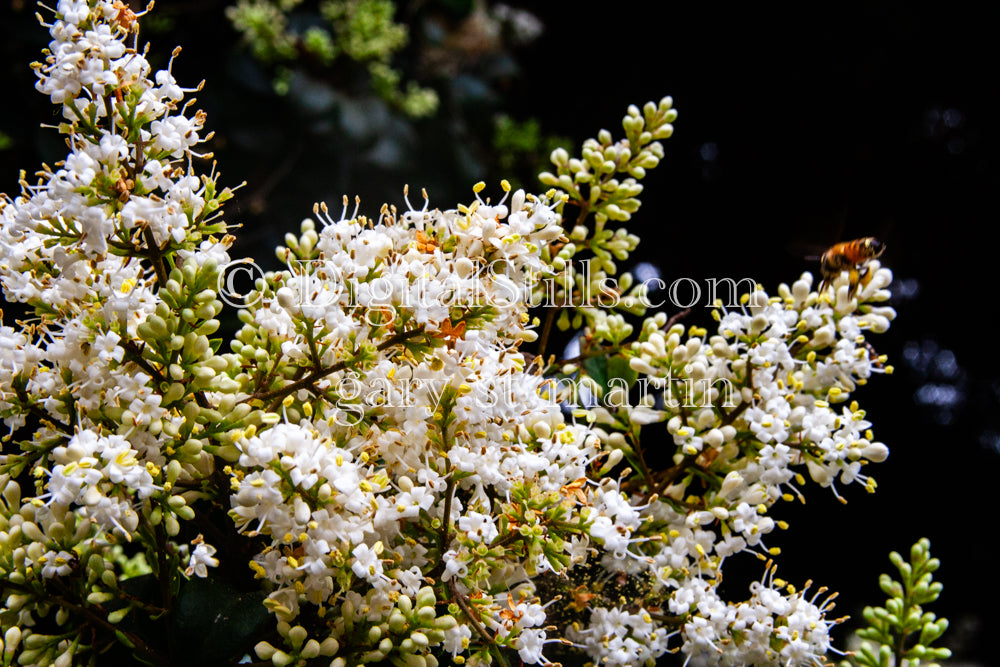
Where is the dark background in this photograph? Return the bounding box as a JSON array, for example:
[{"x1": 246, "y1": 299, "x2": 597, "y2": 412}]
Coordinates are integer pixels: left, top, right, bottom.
[{"x1": 2, "y1": 0, "x2": 997, "y2": 663}]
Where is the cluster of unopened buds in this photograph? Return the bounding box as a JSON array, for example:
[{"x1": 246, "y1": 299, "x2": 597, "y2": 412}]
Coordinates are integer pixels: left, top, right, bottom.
[{"x1": 0, "y1": 0, "x2": 899, "y2": 666}]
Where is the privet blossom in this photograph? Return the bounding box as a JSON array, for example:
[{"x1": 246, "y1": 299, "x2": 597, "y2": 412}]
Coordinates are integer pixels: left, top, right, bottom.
[{"x1": 0, "y1": 1, "x2": 896, "y2": 666}]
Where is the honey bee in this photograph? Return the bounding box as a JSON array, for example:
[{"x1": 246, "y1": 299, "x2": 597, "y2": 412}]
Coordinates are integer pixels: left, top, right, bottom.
[{"x1": 818, "y1": 237, "x2": 885, "y2": 296}]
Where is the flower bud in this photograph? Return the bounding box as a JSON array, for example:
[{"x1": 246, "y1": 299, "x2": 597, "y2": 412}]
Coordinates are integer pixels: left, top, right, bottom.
[
  {"x1": 319, "y1": 637, "x2": 339, "y2": 656},
  {"x1": 301, "y1": 640, "x2": 321, "y2": 659},
  {"x1": 107, "y1": 607, "x2": 129, "y2": 624},
  {"x1": 434, "y1": 614, "x2": 458, "y2": 630},
  {"x1": 862, "y1": 442, "x2": 889, "y2": 462},
  {"x1": 4, "y1": 627, "x2": 21, "y2": 654},
  {"x1": 417, "y1": 587, "x2": 437, "y2": 608},
  {"x1": 287, "y1": 625, "x2": 308, "y2": 648}
]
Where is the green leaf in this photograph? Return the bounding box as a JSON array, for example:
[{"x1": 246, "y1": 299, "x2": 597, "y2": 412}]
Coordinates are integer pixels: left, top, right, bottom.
[
  {"x1": 171, "y1": 577, "x2": 271, "y2": 667},
  {"x1": 607, "y1": 355, "x2": 638, "y2": 390},
  {"x1": 582, "y1": 354, "x2": 637, "y2": 399},
  {"x1": 582, "y1": 356, "x2": 607, "y2": 396},
  {"x1": 114, "y1": 629, "x2": 136, "y2": 649}
]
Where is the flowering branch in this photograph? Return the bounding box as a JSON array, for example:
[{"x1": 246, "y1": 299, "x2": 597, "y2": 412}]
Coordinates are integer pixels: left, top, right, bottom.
[
  {"x1": 245, "y1": 324, "x2": 427, "y2": 409},
  {"x1": 0, "y1": 1, "x2": 942, "y2": 666},
  {"x1": 841, "y1": 538, "x2": 951, "y2": 667}
]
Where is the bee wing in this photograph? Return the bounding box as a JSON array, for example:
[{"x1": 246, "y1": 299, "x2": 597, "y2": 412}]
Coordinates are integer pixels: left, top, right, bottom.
[
  {"x1": 784, "y1": 240, "x2": 828, "y2": 262},
  {"x1": 786, "y1": 205, "x2": 849, "y2": 260}
]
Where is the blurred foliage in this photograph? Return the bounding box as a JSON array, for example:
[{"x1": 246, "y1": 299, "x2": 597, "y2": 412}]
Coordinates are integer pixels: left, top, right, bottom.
[
  {"x1": 492, "y1": 114, "x2": 570, "y2": 191},
  {"x1": 208, "y1": 0, "x2": 563, "y2": 253},
  {"x1": 226, "y1": 0, "x2": 438, "y2": 117}
]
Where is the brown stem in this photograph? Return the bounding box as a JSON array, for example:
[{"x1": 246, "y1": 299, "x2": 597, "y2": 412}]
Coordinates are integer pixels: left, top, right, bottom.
[
  {"x1": 719, "y1": 399, "x2": 750, "y2": 426},
  {"x1": 123, "y1": 334, "x2": 213, "y2": 411},
  {"x1": 650, "y1": 453, "x2": 698, "y2": 498},
  {"x1": 438, "y1": 474, "x2": 456, "y2": 558},
  {"x1": 665, "y1": 308, "x2": 691, "y2": 330},
  {"x1": 22, "y1": 398, "x2": 74, "y2": 436},
  {"x1": 647, "y1": 611, "x2": 687, "y2": 627},
  {"x1": 447, "y1": 578, "x2": 510, "y2": 667},
  {"x1": 254, "y1": 348, "x2": 285, "y2": 399},
  {"x1": 136, "y1": 509, "x2": 176, "y2": 630},
  {"x1": 247, "y1": 326, "x2": 425, "y2": 409},
  {"x1": 536, "y1": 307, "x2": 558, "y2": 360},
  {"x1": 123, "y1": 340, "x2": 167, "y2": 384},
  {"x1": 6, "y1": 579, "x2": 170, "y2": 667},
  {"x1": 142, "y1": 226, "x2": 168, "y2": 286}
]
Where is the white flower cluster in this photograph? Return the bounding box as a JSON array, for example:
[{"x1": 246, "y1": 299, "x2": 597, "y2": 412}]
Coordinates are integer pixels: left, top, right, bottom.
[
  {"x1": 1, "y1": 1, "x2": 237, "y2": 663},
  {"x1": 0, "y1": 0, "x2": 231, "y2": 434},
  {"x1": 0, "y1": 1, "x2": 900, "y2": 665},
  {"x1": 230, "y1": 196, "x2": 895, "y2": 666},
  {"x1": 227, "y1": 187, "x2": 646, "y2": 661},
  {"x1": 4, "y1": 0, "x2": 216, "y2": 286},
  {"x1": 44, "y1": 431, "x2": 156, "y2": 536},
  {"x1": 672, "y1": 567, "x2": 837, "y2": 666},
  {"x1": 559, "y1": 266, "x2": 895, "y2": 665},
  {"x1": 567, "y1": 607, "x2": 672, "y2": 667}
]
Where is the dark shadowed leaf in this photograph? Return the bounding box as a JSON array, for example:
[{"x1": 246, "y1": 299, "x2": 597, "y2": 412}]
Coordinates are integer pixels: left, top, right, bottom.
[{"x1": 172, "y1": 577, "x2": 270, "y2": 667}]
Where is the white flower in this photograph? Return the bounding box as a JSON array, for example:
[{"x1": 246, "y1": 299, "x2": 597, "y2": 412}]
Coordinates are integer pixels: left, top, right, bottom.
[
  {"x1": 351, "y1": 543, "x2": 386, "y2": 584},
  {"x1": 185, "y1": 537, "x2": 219, "y2": 578},
  {"x1": 441, "y1": 549, "x2": 470, "y2": 581},
  {"x1": 39, "y1": 550, "x2": 76, "y2": 578},
  {"x1": 515, "y1": 628, "x2": 547, "y2": 664},
  {"x1": 458, "y1": 511, "x2": 499, "y2": 544}
]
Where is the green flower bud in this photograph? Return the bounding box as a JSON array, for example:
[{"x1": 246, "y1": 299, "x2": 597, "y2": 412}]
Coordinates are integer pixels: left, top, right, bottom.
[
  {"x1": 192, "y1": 366, "x2": 215, "y2": 382},
  {"x1": 319, "y1": 637, "x2": 339, "y2": 656},
  {"x1": 107, "y1": 608, "x2": 129, "y2": 624},
  {"x1": 216, "y1": 444, "x2": 242, "y2": 462},
  {"x1": 301, "y1": 639, "x2": 321, "y2": 659},
  {"x1": 389, "y1": 610, "x2": 408, "y2": 634},
  {"x1": 254, "y1": 642, "x2": 277, "y2": 660},
  {"x1": 20, "y1": 521, "x2": 44, "y2": 542},
  {"x1": 416, "y1": 587, "x2": 436, "y2": 608},
  {"x1": 360, "y1": 649, "x2": 387, "y2": 663},
  {"x1": 163, "y1": 382, "x2": 186, "y2": 404},
  {"x1": 195, "y1": 317, "x2": 220, "y2": 334},
  {"x1": 4, "y1": 627, "x2": 21, "y2": 654},
  {"x1": 433, "y1": 615, "x2": 458, "y2": 631},
  {"x1": 16, "y1": 648, "x2": 41, "y2": 665},
  {"x1": 287, "y1": 625, "x2": 308, "y2": 649},
  {"x1": 182, "y1": 261, "x2": 198, "y2": 285},
  {"x1": 204, "y1": 355, "x2": 229, "y2": 372},
  {"x1": 147, "y1": 315, "x2": 170, "y2": 338}
]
